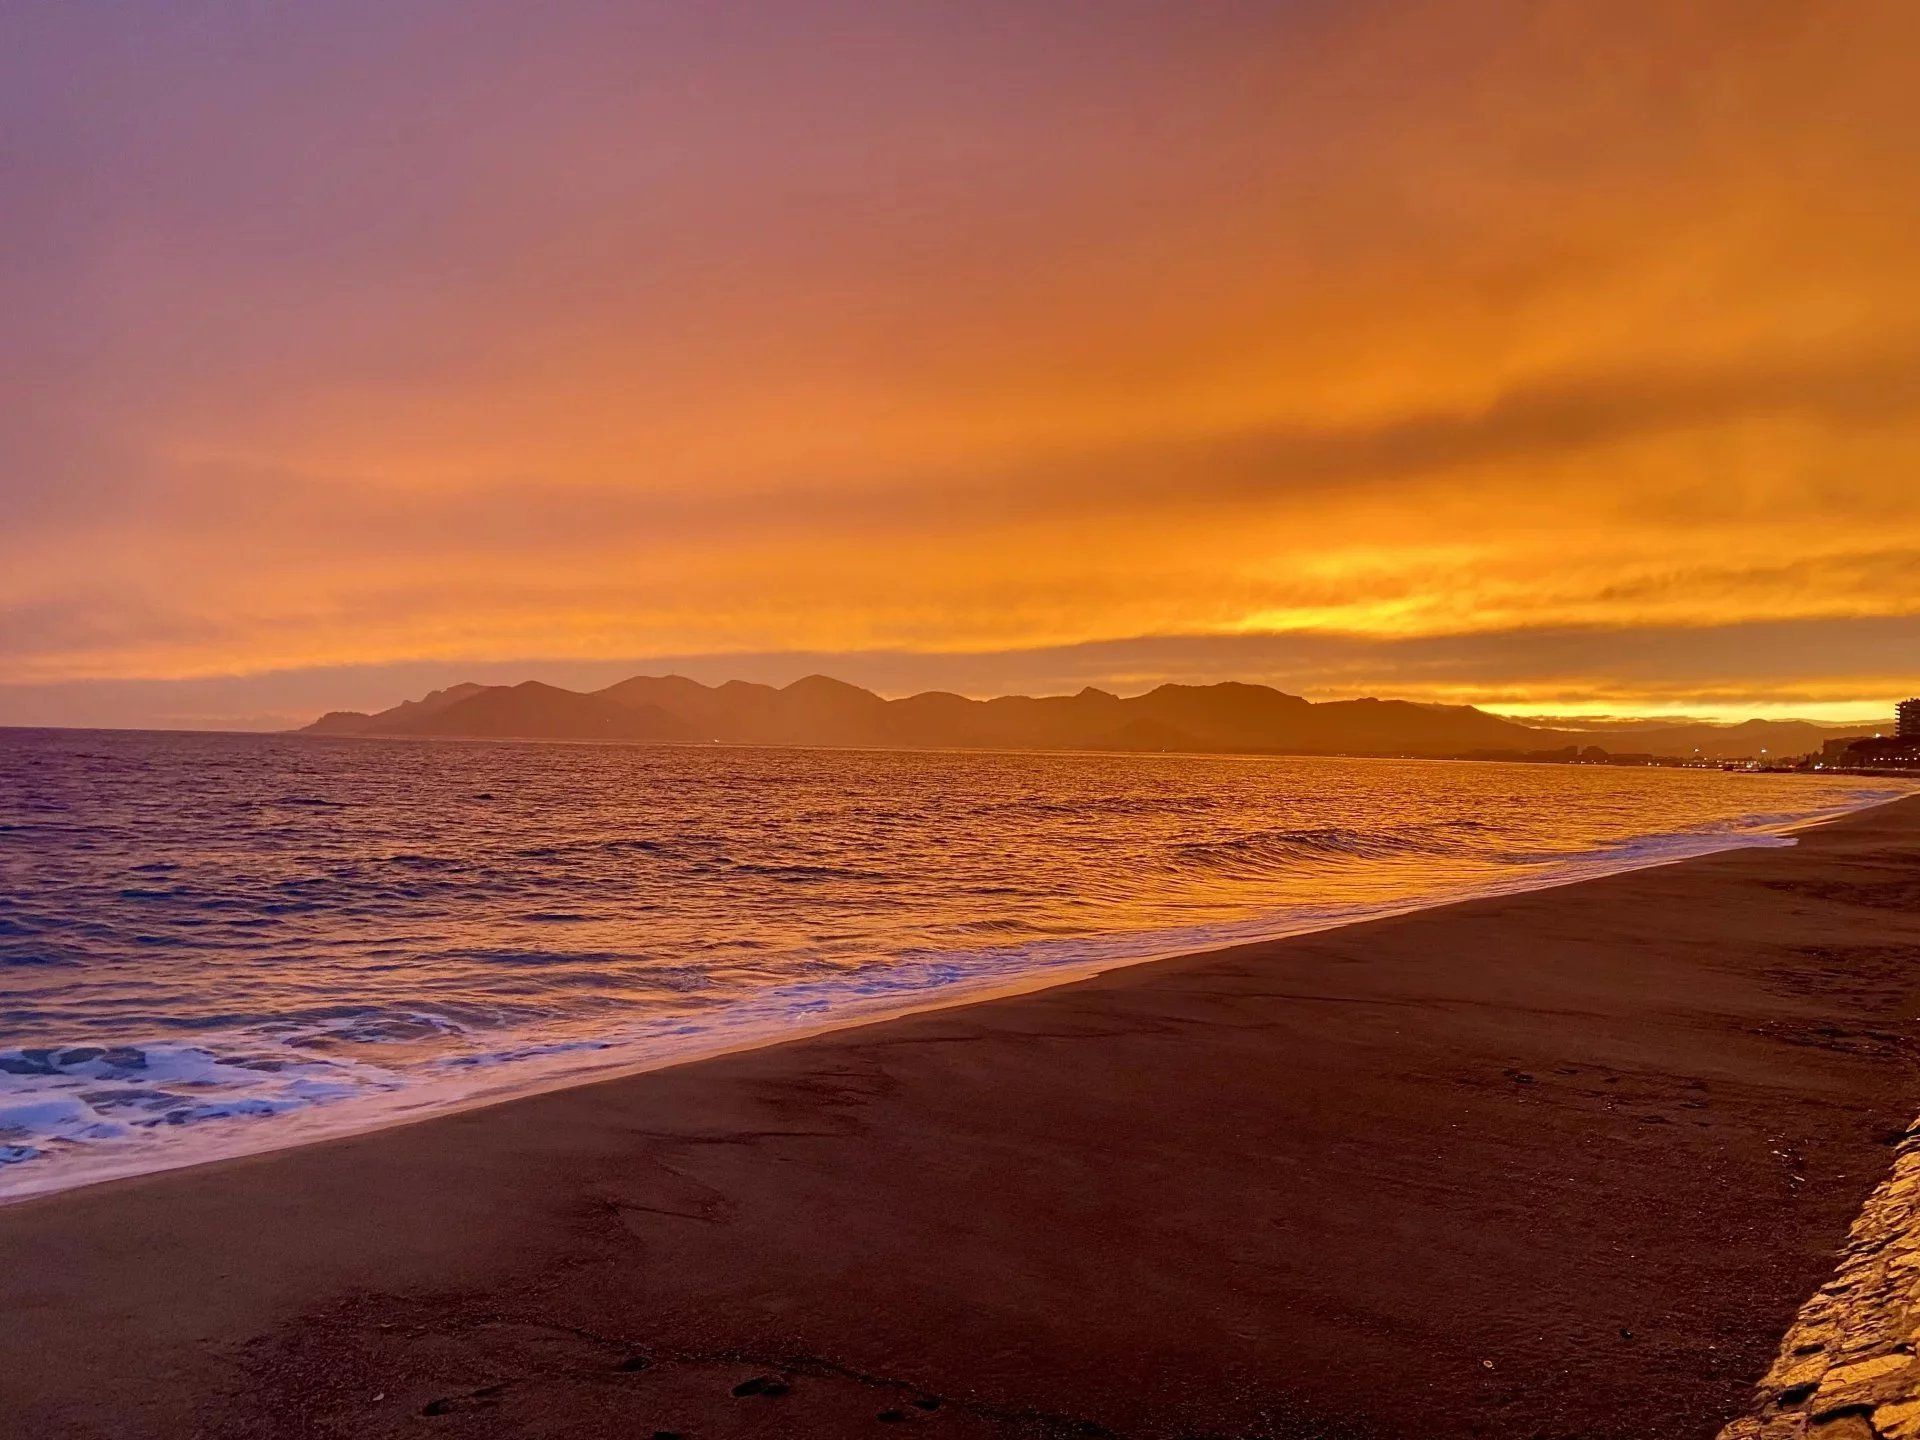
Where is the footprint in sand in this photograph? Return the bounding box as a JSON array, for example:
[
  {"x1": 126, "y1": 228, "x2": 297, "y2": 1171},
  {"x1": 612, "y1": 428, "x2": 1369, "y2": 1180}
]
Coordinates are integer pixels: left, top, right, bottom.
[
  {"x1": 420, "y1": 1383, "x2": 506, "y2": 1416},
  {"x1": 732, "y1": 1374, "x2": 791, "y2": 1397}
]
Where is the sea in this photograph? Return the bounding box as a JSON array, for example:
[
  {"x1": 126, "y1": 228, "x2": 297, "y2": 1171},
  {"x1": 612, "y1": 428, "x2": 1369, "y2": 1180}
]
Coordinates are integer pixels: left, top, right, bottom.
[{"x1": 0, "y1": 727, "x2": 1905, "y2": 1200}]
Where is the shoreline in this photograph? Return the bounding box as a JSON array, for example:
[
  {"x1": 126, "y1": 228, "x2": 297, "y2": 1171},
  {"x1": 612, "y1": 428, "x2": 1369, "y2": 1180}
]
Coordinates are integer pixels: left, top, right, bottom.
[
  {"x1": 7, "y1": 719, "x2": 1890, "y2": 770},
  {"x1": 6, "y1": 795, "x2": 1920, "y2": 1437},
  {"x1": 3, "y1": 785, "x2": 1904, "y2": 1207}
]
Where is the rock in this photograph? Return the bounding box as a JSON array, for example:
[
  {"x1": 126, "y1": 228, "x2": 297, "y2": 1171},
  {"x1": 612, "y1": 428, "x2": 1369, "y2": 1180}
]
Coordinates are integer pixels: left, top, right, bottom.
[{"x1": 1815, "y1": 1353, "x2": 1917, "y2": 1413}]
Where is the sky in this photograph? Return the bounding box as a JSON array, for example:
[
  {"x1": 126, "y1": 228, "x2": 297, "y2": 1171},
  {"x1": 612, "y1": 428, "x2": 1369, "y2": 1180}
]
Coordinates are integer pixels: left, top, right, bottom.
[{"x1": 3, "y1": 0, "x2": 1918, "y2": 730}]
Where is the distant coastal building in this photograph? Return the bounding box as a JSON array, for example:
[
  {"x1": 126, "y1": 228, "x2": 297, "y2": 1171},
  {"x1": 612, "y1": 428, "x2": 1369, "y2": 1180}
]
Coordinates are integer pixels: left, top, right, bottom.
[{"x1": 1827, "y1": 697, "x2": 1920, "y2": 771}]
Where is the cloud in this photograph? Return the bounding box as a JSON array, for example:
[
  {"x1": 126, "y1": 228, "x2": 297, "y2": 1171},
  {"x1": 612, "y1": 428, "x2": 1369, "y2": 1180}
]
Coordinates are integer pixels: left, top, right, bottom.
[
  {"x1": 6, "y1": 612, "x2": 1917, "y2": 731},
  {"x1": 2, "y1": 0, "x2": 1918, "y2": 715}
]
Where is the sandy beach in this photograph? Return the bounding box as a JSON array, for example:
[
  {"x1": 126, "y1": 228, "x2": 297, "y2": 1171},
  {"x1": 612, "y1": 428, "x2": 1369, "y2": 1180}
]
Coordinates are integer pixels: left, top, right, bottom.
[{"x1": 4, "y1": 795, "x2": 1919, "y2": 1439}]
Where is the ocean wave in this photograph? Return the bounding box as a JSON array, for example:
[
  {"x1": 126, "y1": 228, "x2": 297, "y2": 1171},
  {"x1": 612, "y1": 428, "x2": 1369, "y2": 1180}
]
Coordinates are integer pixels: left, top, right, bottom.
[
  {"x1": 0, "y1": 1040, "x2": 395, "y2": 1168},
  {"x1": 721, "y1": 861, "x2": 890, "y2": 883},
  {"x1": 1167, "y1": 825, "x2": 1446, "y2": 873}
]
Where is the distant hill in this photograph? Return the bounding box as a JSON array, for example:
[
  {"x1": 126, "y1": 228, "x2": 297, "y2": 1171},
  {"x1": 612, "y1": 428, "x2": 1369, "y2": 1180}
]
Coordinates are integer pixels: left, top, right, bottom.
[
  {"x1": 366, "y1": 681, "x2": 694, "y2": 743},
  {"x1": 304, "y1": 682, "x2": 488, "y2": 736},
  {"x1": 299, "y1": 672, "x2": 1882, "y2": 760},
  {"x1": 1585, "y1": 717, "x2": 1876, "y2": 762}
]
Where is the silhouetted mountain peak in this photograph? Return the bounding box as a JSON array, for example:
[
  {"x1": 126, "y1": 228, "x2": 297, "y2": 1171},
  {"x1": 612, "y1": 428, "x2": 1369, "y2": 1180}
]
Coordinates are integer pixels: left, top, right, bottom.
[
  {"x1": 783, "y1": 674, "x2": 878, "y2": 699},
  {"x1": 296, "y1": 672, "x2": 1869, "y2": 762}
]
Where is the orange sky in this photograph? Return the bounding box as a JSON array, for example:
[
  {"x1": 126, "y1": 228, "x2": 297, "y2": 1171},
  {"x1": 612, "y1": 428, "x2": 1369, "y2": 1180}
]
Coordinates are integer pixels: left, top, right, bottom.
[{"x1": 3, "y1": 0, "x2": 1918, "y2": 728}]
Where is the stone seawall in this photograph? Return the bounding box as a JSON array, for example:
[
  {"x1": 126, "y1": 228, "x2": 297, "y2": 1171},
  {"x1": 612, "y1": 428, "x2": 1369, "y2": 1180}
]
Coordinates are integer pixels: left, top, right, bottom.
[{"x1": 1722, "y1": 1128, "x2": 1920, "y2": 1439}]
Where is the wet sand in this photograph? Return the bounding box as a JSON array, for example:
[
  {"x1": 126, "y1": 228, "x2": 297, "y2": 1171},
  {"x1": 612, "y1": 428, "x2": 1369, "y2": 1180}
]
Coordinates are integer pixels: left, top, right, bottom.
[{"x1": 4, "y1": 796, "x2": 1920, "y2": 1439}]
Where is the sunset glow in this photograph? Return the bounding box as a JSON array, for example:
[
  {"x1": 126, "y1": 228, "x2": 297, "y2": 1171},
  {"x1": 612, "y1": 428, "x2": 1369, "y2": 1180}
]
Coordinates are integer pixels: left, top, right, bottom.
[{"x1": 5, "y1": 0, "x2": 1918, "y2": 727}]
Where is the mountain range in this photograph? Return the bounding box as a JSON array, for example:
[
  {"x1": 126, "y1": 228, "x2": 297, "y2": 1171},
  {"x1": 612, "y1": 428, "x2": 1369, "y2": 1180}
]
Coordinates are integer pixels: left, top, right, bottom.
[{"x1": 300, "y1": 675, "x2": 1880, "y2": 762}]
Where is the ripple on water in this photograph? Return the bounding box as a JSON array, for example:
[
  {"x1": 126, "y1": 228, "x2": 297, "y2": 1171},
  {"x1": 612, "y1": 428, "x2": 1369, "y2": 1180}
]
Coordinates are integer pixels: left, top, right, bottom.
[{"x1": 0, "y1": 727, "x2": 1903, "y2": 1197}]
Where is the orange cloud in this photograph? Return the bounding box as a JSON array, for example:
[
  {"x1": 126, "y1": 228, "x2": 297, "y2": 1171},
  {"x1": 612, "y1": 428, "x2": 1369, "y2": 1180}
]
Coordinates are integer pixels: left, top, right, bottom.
[{"x1": 2, "y1": 0, "x2": 1918, "y2": 721}]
